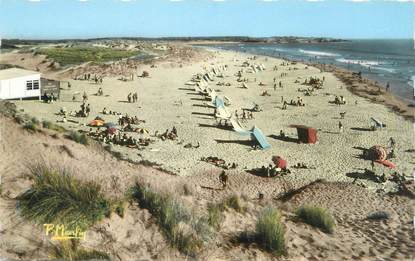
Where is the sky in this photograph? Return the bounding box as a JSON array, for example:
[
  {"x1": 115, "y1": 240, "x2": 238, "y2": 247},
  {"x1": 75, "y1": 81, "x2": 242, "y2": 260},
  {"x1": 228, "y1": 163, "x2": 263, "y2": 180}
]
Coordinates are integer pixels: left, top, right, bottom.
[{"x1": 0, "y1": 0, "x2": 413, "y2": 39}]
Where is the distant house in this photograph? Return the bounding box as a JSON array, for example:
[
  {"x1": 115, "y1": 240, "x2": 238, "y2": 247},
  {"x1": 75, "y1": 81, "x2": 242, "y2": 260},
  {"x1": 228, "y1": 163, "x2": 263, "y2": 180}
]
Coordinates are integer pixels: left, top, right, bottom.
[{"x1": 0, "y1": 68, "x2": 41, "y2": 100}]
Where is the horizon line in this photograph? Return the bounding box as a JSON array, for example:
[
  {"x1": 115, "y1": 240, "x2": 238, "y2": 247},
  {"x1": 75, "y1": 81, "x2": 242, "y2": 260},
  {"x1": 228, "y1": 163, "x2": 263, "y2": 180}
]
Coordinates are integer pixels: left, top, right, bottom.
[{"x1": 1, "y1": 36, "x2": 412, "y2": 41}]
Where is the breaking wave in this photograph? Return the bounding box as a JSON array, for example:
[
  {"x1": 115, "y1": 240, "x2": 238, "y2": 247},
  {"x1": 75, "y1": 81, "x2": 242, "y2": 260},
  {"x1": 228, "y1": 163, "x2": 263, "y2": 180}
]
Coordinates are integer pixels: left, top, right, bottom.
[
  {"x1": 336, "y1": 58, "x2": 383, "y2": 68},
  {"x1": 299, "y1": 49, "x2": 340, "y2": 57}
]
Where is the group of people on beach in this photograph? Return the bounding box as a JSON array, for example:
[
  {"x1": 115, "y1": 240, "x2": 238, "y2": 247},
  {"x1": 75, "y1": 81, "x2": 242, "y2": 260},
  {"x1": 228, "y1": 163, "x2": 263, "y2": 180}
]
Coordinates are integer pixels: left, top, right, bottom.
[
  {"x1": 156, "y1": 127, "x2": 178, "y2": 141},
  {"x1": 127, "y1": 92, "x2": 138, "y2": 103},
  {"x1": 74, "y1": 73, "x2": 104, "y2": 84},
  {"x1": 88, "y1": 128, "x2": 152, "y2": 147}
]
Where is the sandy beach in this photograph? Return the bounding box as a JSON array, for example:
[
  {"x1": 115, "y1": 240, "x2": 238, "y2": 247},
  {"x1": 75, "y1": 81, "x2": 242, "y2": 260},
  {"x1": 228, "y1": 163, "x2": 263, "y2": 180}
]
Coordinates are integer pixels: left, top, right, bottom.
[
  {"x1": 11, "y1": 47, "x2": 414, "y2": 191},
  {"x1": 1, "y1": 44, "x2": 414, "y2": 261}
]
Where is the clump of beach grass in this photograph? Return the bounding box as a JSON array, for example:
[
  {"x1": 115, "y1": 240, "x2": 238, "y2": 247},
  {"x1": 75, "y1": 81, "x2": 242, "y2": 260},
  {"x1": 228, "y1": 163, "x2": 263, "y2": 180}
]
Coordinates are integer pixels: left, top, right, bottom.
[
  {"x1": 51, "y1": 240, "x2": 109, "y2": 261},
  {"x1": 254, "y1": 207, "x2": 285, "y2": 256},
  {"x1": 206, "y1": 194, "x2": 245, "y2": 230},
  {"x1": 221, "y1": 194, "x2": 245, "y2": 213},
  {"x1": 131, "y1": 182, "x2": 213, "y2": 255},
  {"x1": 23, "y1": 117, "x2": 41, "y2": 132},
  {"x1": 112, "y1": 200, "x2": 126, "y2": 218},
  {"x1": 42, "y1": 120, "x2": 66, "y2": 132},
  {"x1": 17, "y1": 163, "x2": 111, "y2": 230},
  {"x1": 296, "y1": 205, "x2": 335, "y2": 234},
  {"x1": 207, "y1": 203, "x2": 223, "y2": 229},
  {"x1": 67, "y1": 131, "x2": 89, "y2": 145}
]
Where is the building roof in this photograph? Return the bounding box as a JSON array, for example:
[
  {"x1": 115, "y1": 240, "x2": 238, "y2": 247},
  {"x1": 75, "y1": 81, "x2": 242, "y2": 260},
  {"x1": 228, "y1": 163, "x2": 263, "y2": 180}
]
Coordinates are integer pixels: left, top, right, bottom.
[{"x1": 0, "y1": 68, "x2": 40, "y2": 80}]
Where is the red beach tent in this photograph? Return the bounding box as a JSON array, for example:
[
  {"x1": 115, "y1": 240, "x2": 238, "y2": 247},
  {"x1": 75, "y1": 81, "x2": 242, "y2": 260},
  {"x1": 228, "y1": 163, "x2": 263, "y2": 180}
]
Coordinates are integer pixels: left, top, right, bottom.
[{"x1": 290, "y1": 125, "x2": 317, "y2": 144}]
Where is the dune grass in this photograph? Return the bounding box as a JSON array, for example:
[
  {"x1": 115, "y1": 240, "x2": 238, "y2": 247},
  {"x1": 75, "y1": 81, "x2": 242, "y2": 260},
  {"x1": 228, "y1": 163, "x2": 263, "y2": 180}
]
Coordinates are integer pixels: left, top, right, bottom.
[
  {"x1": 18, "y1": 164, "x2": 111, "y2": 230},
  {"x1": 42, "y1": 120, "x2": 66, "y2": 132},
  {"x1": 51, "y1": 240, "x2": 109, "y2": 261},
  {"x1": 23, "y1": 117, "x2": 41, "y2": 132},
  {"x1": 221, "y1": 195, "x2": 245, "y2": 213},
  {"x1": 296, "y1": 205, "x2": 335, "y2": 234},
  {"x1": 255, "y1": 207, "x2": 285, "y2": 256},
  {"x1": 131, "y1": 183, "x2": 213, "y2": 255},
  {"x1": 207, "y1": 203, "x2": 223, "y2": 229},
  {"x1": 37, "y1": 47, "x2": 140, "y2": 66},
  {"x1": 206, "y1": 194, "x2": 245, "y2": 230},
  {"x1": 67, "y1": 131, "x2": 89, "y2": 145}
]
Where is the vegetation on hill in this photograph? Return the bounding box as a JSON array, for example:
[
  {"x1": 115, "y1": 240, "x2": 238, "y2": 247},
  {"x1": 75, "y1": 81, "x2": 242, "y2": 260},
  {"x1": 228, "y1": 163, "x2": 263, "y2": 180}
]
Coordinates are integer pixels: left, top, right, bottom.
[
  {"x1": 131, "y1": 182, "x2": 214, "y2": 256},
  {"x1": 254, "y1": 207, "x2": 286, "y2": 256},
  {"x1": 36, "y1": 47, "x2": 140, "y2": 66},
  {"x1": 296, "y1": 205, "x2": 335, "y2": 233},
  {"x1": 18, "y1": 164, "x2": 112, "y2": 230}
]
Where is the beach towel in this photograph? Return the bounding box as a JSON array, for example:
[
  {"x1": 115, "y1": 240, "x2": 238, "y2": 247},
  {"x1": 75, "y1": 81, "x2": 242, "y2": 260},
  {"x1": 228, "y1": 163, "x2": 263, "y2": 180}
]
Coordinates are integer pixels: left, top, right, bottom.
[{"x1": 375, "y1": 160, "x2": 396, "y2": 168}]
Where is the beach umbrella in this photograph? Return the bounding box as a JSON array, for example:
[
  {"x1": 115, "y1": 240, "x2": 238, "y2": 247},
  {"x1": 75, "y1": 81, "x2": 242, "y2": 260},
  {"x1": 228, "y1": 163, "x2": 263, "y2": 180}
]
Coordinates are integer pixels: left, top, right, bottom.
[
  {"x1": 89, "y1": 119, "x2": 104, "y2": 127},
  {"x1": 367, "y1": 145, "x2": 387, "y2": 161}
]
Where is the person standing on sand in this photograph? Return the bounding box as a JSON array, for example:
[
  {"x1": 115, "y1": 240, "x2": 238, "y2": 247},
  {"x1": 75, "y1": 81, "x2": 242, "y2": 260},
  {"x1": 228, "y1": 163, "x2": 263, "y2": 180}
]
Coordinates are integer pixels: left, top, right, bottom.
[
  {"x1": 127, "y1": 93, "x2": 132, "y2": 103},
  {"x1": 274, "y1": 83, "x2": 277, "y2": 91},
  {"x1": 338, "y1": 121, "x2": 343, "y2": 133},
  {"x1": 82, "y1": 92, "x2": 88, "y2": 103},
  {"x1": 219, "y1": 170, "x2": 228, "y2": 189},
  {"x1": 386, "y1": 82, "x2": 390, "y2": 92}
]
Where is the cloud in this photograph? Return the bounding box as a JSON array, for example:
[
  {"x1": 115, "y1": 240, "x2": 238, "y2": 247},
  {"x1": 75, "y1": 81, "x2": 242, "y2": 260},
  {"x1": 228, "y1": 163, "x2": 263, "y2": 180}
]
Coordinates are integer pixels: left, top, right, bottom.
[
  {"x1": 306, "y1": 0, "x2": 325, "y2": 2},
  {"x1": 28, "y1": 0, "x2": 42, "y2": 2},
  {"x1": 346, "y1": 0, "x2": 371, "y2": 2},
  {"x1": 169, "y1": 0, "x2": 184, "y2": 2}
]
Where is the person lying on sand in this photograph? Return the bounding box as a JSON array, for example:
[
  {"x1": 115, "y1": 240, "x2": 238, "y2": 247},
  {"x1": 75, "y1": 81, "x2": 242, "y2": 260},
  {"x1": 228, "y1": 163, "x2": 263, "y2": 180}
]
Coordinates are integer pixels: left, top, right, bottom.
[
  {"x1": 184, "y1": 141, "x2": 200, "y2": 149},
  {"x1": 261, "y1": 90, "x2": 271, "y2": 96}
]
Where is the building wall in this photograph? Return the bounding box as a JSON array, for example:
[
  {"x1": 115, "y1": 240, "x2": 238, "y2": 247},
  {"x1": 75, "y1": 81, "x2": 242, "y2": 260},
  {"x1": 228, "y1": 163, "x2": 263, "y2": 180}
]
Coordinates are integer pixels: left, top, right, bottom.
[{"x1": 0, "y1": 74, "x2": 41, "y2": 100}]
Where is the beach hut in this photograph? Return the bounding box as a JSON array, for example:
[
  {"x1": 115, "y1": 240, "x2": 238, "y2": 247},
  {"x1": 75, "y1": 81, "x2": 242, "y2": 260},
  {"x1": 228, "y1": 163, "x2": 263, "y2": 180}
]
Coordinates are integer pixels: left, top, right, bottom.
[
  {"x1": 290, "y1": 125, "x2": 317, "y2": 144},
  {"x1": 0, "y1": 68, "x2": 41, "y2": 100}
]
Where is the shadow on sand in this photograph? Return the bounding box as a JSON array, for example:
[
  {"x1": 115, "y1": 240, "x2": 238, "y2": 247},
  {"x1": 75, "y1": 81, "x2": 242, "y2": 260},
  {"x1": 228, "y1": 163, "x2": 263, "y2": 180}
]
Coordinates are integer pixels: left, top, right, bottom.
[
  {"x1": 192, "y1": 111, "x2": 214, "y2": 117},
  {"x1": 268, "y1": 134, "x2": 298, "y2": 143},
  {"x1": 350, "y1": 127, "x2": 373, "y2": 132},
  {"x1": 346, "y1": 170, "x2": 381, "y2": 183},
  {"x1": 191, "y1": 97, "x2": 208, "y2": 101},
  {"x1": 199, "y1": 123, "x2": 232, "y2": 131},
  {"x1": 214, "y1": 139, "x2": 253, "y2": 147},
  {"x1": 178, "y1": 87, "x2": 195, "y2": 91}
]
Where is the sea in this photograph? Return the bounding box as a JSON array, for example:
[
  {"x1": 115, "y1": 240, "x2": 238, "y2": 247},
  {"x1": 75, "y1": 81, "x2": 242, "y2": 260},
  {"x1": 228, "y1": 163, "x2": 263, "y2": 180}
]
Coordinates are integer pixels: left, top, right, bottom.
[{"x1": 201, "y1": 39, "x2": 415, "y2": 104}]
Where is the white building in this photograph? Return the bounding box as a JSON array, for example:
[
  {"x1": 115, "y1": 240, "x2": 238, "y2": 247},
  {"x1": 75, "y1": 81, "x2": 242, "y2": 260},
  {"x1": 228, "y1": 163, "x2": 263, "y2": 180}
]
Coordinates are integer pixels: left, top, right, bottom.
[{"x1": 0, "y1": 68, "x2": 41, "y2": 100}]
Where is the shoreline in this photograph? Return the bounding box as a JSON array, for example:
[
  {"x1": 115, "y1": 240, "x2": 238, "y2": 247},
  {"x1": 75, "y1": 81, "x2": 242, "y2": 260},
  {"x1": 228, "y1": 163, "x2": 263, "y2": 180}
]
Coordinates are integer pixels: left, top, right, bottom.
[
  {"x1": 199, "y1": 45, "x2": 414, "y2": 122},
  {"x1": 313, "y1": 63, "x2": 415, "y2": 122}
]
